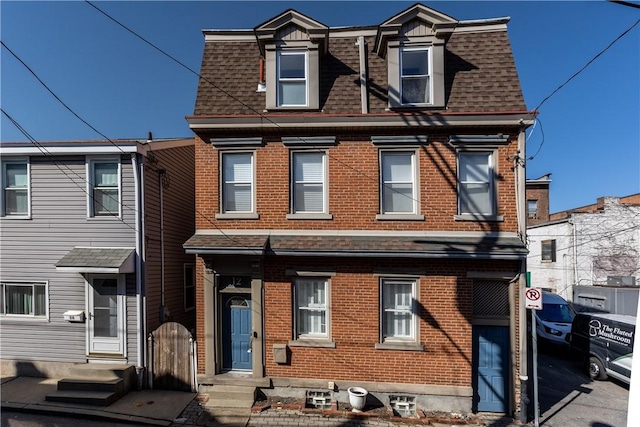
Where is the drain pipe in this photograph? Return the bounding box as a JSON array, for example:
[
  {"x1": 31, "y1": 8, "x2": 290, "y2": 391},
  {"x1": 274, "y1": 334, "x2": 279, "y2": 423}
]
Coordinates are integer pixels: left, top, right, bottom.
[
  {"x1": 132, "y1": 151, "x2": 145, "y2": 390},
  {"x1": 356, "y1": 36, "x2": 369, "y2": 114},
  {"x1": 158, "y1": 168, "x2": 167, "y2": 323}
]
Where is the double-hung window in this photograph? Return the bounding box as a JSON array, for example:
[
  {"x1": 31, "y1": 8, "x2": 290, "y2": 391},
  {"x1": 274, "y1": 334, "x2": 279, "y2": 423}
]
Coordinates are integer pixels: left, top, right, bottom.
[
  {"x1": 2, "y1": 160, "x2": 30, "y2": 217},
  {"x1": 277, "y1": 50, "x2": 307, "y2": 107},
  {"x1": 0, "y1": 282, "x2": 48, "y2": 318},
  {"x1": 541, "y1": 240, "x2": 557, "y2": 262},
  {"x1": 381, "y1": 279, "x2": 416, "y2": 342},
  {"x1": 380, "y1": 151, "x2": 417, "y2": 215},
  {"x1": 295, "y1": 278, "x2": 328, "y2": 339},
  {"x1": 527, "y1": 200, "x2": 538, "y2": 219},
  {"x1": 90, "y1": 160, "x2": 120, "y2": 217},
  {"x1": 292, "y1": 151, "x2": 326, "y2": 214},
  {"x1": 458, "y1": 151, "x2": 495, "y2": 216},
  {"x1": 184, "y1": 264, "x2": 195, "y2": 311},
  {"x1": 221, "y1": 152, "x2": 254, "y2": 213},
  {"x1": 401, "y1": 46, "x2": 431, "y2": 105}
]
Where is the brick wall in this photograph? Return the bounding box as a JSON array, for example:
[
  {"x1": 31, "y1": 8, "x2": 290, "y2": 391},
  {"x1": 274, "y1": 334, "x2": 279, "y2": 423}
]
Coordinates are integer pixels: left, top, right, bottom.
[
  {"x1": 260, "y1": 257, "x2": 519, "y2": 386},
  {"x1": 194, "y1": 133, "x2": 520, "y2": 232}
]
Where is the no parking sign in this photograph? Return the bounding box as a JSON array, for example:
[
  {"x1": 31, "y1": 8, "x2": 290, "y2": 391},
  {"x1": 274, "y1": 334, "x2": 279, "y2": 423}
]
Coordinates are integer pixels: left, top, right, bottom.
[{"x1": 525, "y1": 288, "x2": 542, "y2": 310}]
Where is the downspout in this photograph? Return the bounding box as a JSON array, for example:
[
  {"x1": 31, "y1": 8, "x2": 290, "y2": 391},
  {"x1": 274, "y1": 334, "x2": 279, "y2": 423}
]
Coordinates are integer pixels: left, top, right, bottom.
[
  {"x1": 516, "y1": 129, "x2": 529, "y2": 424},
  {"x1": 159, "y1": 168, "x2": 166, "y2": 323},
  {"x1": 356, "y1": 36, "x2": 369, "y2": 114},
  {"x1": 131, "y1": 152, "x2": 145, "y2": 389},
  {"x1": 571, "y1": 217, "x2": 578, "y2": 289}
]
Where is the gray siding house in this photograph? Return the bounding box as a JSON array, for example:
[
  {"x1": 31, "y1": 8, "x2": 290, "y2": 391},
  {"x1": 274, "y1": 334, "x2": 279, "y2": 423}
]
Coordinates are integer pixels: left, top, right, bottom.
[{"x1": 0, "y1": 137, "x2": 195, "y2": 381}]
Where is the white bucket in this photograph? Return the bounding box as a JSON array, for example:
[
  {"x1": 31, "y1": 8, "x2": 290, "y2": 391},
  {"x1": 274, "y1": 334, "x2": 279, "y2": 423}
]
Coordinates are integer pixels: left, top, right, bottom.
[{"x1": 347, "y1": 386, "x2": 368, "y2": 412}]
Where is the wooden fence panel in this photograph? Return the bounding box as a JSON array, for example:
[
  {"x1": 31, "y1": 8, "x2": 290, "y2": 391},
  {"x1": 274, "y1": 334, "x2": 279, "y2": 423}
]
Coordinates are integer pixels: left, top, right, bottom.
[{"x1": 151, "y1": 322, "x2": 193, "y2": 391}]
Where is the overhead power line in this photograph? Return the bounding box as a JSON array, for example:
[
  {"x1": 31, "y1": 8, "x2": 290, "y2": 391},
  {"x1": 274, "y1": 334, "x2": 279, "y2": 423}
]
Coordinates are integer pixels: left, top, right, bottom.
[
  {"x1": 528, "y1": 16, "x2": 640, "y2": 160},
  {"x1": 0, "y1": 40, "x2": 131, "y2": 157}
]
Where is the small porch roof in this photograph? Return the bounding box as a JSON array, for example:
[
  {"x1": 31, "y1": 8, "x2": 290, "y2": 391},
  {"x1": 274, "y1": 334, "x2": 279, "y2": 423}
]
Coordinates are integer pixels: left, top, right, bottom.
[
  {"x1": 183, "y1": 235, "x2": 268, "y2": 256},
  {"x1": 56, "y1": 247, "x2": 136, "y2": 273}
]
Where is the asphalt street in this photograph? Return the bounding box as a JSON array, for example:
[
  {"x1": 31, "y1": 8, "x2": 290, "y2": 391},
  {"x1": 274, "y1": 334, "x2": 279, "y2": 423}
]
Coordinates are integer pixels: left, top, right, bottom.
[{"x1": 536, "y1": 342, "x2": 629, "y2": 427}]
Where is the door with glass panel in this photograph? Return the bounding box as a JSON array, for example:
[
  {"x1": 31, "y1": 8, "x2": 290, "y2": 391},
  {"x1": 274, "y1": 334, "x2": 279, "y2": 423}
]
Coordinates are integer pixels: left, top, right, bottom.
[{"x1": 88, "y1": 276, "x2": 124, "y2": 355}]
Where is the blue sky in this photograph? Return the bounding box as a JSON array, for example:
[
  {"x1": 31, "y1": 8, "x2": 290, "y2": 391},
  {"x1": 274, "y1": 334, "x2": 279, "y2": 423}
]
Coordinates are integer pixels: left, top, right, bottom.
[{"x1": 1, "y1": 1, "x2": 638, "y2": 213}]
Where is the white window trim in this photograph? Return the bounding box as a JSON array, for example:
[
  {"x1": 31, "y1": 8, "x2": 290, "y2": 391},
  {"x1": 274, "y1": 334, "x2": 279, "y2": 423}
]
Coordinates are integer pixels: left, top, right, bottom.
[
  {"x1": 378, "y1": 150, "x2": 421, "y2": 218},
  {"x1": 376, "y1": 278, "x2": 423, "y2": 351},
  {"x1": 292, "y1": 277, "x2": 332, "y2": 344},
  {"x1": 184, "y1": 264, "x2": 195, "y2": 311},
  {"x1": 87, "y1": 158, "x2": 122, "y2": 218},
  {"x1": 289, "y1": 150, "x2": 328, "y2": 217},
  {"x1": 456, "y1": 150, "x2": 500, "y2": 220},
  {"x1": 277, "y1": 50, "x2": 308, "y2": 107},
  {"x1": 218, "y1": 150, "x2": 256, "y2": 217},
  {"x1": 0, "y1": 280, "x2": 49, "y2": 321},
  {"x1": 400, "y1": 45, "x2": 433, "y2": 107},
  {"x1": 1, "y1": 158, "x2": 31, "y2": 219}
]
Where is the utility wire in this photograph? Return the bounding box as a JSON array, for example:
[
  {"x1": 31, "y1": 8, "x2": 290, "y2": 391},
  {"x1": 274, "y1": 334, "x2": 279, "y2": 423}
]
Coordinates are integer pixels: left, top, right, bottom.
[
  {"x1": 1, "y1": 40, "x2": 130, "y2": 157},
  {"x1": 84, "y1": 0, "x2": 457, "y2": 217},
  {"x1": 528, "y1": 17, "x2": 640, "y2": 160},
  {"x1": 1, "y1": 108, "x2": 138, "y2": 231}
]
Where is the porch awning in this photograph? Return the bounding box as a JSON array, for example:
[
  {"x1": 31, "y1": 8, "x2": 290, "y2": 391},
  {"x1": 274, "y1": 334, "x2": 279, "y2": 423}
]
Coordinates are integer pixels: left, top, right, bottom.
[
  {"x1": 268, "y1": 235, "x2": 527, "y2": 259},
  {"x1": 56, "y1": 247, "x2": 135, "y2": 273},
  {"x1": 183, "y1": 234, "x2": 268, "y2": 255},
  {"x1": 183, "y1": 233, "x2": 526, "y2": 260}
]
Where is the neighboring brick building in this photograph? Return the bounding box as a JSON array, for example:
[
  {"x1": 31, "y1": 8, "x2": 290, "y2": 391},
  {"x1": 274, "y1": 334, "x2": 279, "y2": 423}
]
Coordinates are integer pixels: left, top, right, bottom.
[
  {"x1": 526, "y1": 173, "x2": 551, "y2": 226},
  {"x1": 185, "y1": 4, "x2": 533, "y2": 417}
]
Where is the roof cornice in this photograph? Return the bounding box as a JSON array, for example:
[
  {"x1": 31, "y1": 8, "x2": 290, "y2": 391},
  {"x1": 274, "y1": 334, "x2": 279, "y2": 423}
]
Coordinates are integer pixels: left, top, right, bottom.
[
  {"x1": 187, "y1": 112, "x2": 536, "y2": 131},
  {"x1": 0, "y1": 138, "x2": 193, "y2": 156}
]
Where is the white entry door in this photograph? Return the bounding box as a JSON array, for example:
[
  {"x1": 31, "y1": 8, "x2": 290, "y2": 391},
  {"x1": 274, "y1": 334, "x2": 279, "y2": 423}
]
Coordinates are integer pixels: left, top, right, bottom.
[{"x1": 87, "y1": 275, "x2": 125, "y2": 355}]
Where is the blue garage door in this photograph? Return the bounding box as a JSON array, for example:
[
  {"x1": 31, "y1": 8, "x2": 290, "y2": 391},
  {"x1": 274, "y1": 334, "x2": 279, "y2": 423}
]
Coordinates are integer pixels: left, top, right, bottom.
[
  {"x1": 222, "y1": 295, "x2": 252, "y2": 371},
  {"x1": 473, "y1": 325, "x2": 509, "y2": 412}
]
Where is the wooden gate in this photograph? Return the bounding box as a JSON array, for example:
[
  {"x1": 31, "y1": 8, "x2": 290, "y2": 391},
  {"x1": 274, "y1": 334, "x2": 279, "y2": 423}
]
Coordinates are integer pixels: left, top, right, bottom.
[{"x1": 149, "y1": 322, "x2": 196, "y2": 391}]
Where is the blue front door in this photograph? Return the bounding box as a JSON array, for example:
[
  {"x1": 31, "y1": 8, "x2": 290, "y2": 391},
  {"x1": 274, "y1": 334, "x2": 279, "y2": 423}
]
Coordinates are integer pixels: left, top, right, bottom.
[
  {"x1": 222, "y1": 295, "x2": 252, "y2": 371},
  {"x1": 473, "y1": 326, "x2": 509, "y2": 412}
]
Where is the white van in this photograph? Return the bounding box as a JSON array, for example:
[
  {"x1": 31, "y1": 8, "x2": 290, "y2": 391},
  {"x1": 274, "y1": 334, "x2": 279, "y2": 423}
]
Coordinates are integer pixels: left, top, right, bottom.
[{"x1": 535, "y1": 291, "x2": 575, "y2": 345}]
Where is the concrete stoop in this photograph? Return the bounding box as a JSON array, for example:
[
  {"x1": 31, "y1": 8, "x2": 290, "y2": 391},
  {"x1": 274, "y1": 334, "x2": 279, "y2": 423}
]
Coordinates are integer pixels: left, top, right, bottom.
[
  {"x1": 45, "y1": 363, "x2": 135, "y2": 407},
  {"x1": 198, "y1": 384, "x2": 255, "y2": 426}
]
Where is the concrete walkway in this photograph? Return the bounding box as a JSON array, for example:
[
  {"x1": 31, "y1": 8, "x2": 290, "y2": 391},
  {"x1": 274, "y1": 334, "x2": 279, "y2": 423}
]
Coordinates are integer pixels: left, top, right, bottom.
[{"x1": 1, "y1": 376, "x2": 526, "y2": 426}]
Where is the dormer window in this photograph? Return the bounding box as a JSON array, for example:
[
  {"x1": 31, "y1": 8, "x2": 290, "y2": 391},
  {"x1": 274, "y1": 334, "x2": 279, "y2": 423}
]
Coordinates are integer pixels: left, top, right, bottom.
[
  {"x1": 277, "y1": 50, "x2": 308, "y2": 107},
  {"x1": 254, "y1": 10, "x2": 328, "y2": 111},
  {"x1": 374, "y1": 4, "x2": 456, "y2": 110},
  {"x1": 401, "y1": 46, "x2": 431, "y2": 105}
]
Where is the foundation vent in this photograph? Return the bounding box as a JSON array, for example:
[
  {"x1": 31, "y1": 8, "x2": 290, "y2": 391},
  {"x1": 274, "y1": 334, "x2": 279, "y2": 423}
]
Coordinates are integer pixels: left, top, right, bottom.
[{"x1": 389, "y1": 395, "x2": 416, "y2": 417}]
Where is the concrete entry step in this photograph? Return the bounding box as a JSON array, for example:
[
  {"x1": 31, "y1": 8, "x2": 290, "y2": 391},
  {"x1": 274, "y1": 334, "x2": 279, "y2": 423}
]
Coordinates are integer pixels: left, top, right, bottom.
[
  {"x1": 45, "y1": 390, "x2": 120, "y2": 407},
  {"x1": 57, "y1": 377, "x2": 125, "y2": 393},
  {"x1": 201, "y1": 385, "x2": 256, "y2": 409},
  {"x1": 200, "y1": 384, "x2": 256, "y2": 409},
  {"x1": 45, "y1": 363, "x2": 135, "y2": 406}
]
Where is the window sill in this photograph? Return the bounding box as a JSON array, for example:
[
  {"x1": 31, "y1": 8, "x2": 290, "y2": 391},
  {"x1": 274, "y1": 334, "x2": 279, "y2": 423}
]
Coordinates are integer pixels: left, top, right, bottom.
[
  {"x1": 0, "y1": 316, "x2": 49, "y2": 324},
  {"x1": 454, "y1": 214, "x2": 504, "y2": 222},
  {"x1": 376, "y1": 214, "x2": 425, "y2": 221},
  {"x1": 375, "y1": 342, "x2": 424, "y2": 351},
  {"x1": 286, "y1": 213, "x2": 333, "y2": 220},
  {"x1": 288, "y1": 339, "x2": 336, "y2": 348},
  {"x1": 1, "y1": 215, "x2": 31, "y2": 220},
  {"x1": 215, "y1": 213, "x2": 260, "y2": 220}
]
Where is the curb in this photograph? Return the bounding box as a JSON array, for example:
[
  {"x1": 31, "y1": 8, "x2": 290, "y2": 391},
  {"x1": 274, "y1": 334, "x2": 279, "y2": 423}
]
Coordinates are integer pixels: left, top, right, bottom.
[{"x1": 1, "y1": 401, "x2": 171, "y2": 426}]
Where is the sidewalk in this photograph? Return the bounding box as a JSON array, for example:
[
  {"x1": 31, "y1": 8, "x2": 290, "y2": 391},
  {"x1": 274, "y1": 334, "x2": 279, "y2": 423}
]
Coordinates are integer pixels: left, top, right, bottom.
[{"x1": 1, "y1": 376, "x2": 527, "y2": 426}]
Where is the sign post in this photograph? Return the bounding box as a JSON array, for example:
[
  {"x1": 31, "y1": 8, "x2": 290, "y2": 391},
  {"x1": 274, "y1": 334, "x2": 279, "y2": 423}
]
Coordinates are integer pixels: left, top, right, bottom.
[{"x1": 525, "y1": 287, "x2": 542, "y2": 427}]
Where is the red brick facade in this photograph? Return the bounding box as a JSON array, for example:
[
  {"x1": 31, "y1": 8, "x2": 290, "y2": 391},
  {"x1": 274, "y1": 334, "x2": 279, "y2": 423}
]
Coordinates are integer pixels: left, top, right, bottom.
[{"x1": 187, "y1": 3, "x2": 532, "y2": 418}]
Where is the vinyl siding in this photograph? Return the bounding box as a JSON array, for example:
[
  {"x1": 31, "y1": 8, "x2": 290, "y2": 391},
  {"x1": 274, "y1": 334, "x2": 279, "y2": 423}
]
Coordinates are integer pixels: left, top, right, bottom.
[
  {"x1": 0, "y1": 155, "x2": 137, "y2": 363},
  {"x1": 143, "y1": 145, "x2": 195, "y2": 334}
]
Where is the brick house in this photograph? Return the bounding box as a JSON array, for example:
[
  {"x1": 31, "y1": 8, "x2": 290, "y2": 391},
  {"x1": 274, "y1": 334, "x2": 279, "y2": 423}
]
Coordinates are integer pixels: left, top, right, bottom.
[{"x1": 185, "y1": 4, "x2": 533, "y2": 416}]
